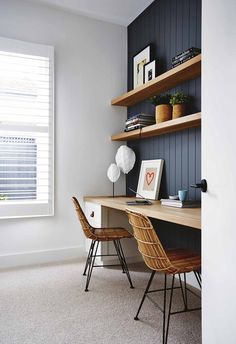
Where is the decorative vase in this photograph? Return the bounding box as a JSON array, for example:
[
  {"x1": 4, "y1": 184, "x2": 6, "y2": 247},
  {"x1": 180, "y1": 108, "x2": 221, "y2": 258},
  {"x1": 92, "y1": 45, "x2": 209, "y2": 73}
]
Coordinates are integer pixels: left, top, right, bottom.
[
  {"x1": 155, "y1": 104, "x2": 172, "y2": 123},
  {"x1": 172, "y1": 104, "x2": 186, "y2": 119}
]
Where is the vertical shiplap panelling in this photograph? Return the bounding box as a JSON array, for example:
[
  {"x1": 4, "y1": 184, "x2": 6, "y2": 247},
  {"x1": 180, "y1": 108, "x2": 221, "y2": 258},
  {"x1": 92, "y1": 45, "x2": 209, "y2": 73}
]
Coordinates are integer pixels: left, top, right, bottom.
[
  {"x1": 127, "y1": 0, "x2": 201, "y2": 204},
  {"x1": 188, "y1": 128, "x2": 197, "y2": 200}
]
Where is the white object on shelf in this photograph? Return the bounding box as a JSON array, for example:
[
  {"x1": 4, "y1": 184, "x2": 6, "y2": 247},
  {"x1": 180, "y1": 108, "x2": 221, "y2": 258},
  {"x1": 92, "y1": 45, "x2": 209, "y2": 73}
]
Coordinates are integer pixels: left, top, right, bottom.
[
  {"x1": 107, "y1": 163, "x2": 120, "y2": 182},
  {"x1": 115, "y1": 145, "x2": 136, "y2": 174}
]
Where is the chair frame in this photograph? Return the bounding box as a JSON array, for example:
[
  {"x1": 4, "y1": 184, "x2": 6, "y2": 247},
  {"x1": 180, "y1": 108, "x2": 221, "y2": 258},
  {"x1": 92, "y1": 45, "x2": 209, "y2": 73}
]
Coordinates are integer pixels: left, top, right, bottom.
[
  {"x1": 83, "y1": 238, "x2": 134, "y2": 291},
  {"x1": 126, "y1": 208, "x2": 201, "y2": 344},
  {"x1": 72, "y1": 197, "x2": 134, "y2": 291}
]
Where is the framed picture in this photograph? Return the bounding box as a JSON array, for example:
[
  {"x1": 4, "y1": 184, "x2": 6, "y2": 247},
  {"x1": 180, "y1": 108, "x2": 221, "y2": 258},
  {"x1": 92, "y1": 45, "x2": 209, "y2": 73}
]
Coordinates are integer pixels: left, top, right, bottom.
[
  {"x1": 133, "y1": 45, "x2": 151, "y2": 89},
  {"x1": 137, "y1": 159, "x2": 164, "y2": 200},
  {"x1": 144, "y1": 60, "x2": 157, "y2": 83}
]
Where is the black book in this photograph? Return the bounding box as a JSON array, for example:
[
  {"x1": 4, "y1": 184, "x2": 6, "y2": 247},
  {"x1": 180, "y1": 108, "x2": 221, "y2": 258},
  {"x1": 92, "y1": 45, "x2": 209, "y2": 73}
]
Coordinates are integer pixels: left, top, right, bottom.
[
  {"x1": 125, "y1": 117, "x2": 155, "y2": 126},
  {"x1": 171, "y1": 54, "x2": 198, "y2": 68},
  {"x1": 172, "y1": 52, "x2": 199, "y2": 66},
  {"x1": 127, "y1": 113, "x2": 154, "y2": 121},
  {"x1": 172, "y1": 47, "x2": 201, "y2": 62},
  {"x1": 124, "y1": 123, "x2": 147, "y2": 131}
]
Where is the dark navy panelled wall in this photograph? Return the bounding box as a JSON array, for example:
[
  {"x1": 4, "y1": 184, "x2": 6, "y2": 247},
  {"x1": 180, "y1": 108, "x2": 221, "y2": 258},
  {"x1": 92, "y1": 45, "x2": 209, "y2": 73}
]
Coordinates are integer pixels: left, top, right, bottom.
[{"x1": 127, "y1": 0, "x2": 201, "y2": 202}]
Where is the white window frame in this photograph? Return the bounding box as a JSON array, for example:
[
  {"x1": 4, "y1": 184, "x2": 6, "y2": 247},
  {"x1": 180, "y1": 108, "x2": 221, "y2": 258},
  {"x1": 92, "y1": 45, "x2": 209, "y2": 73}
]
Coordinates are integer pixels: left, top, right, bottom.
[{"x1": 0, "y1": 37, "x2": 54, "y2": 219}]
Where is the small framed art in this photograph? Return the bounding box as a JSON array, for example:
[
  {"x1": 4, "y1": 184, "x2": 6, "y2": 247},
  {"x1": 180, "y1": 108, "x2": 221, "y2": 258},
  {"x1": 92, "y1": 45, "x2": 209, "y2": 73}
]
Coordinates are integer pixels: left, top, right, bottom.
[
  {"x1": 133, "y1": 45, "x2": 150, "y2": 89},
  {"x1": 144, "y1": 60, "x2": 157, "y2": 83},
  {"x1": 136, "y1": 159, "x2": 164, "y2": 200}
]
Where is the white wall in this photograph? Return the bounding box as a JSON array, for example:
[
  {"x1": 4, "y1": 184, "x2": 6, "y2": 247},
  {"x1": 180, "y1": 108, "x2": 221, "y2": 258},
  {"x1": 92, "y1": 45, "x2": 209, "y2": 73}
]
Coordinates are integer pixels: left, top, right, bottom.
[
  {"x1": 202, "y1": 1, "x2": 236, "y2": 342},
  {"x1": 0, "y1": 0, "x2": 127, "y2": 268}
]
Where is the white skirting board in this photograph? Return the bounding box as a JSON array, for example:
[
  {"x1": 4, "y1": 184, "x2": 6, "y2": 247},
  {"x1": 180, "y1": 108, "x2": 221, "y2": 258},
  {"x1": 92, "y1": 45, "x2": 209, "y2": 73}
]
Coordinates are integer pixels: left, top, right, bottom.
[{"x1": 0, "y1": 245, "x2": 85, "y2": 270}]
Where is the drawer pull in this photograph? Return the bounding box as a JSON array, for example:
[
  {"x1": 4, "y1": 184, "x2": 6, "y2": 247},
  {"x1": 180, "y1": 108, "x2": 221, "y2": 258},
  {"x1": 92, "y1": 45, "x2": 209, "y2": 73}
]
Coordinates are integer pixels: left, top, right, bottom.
[{"x1": 90, "y1": 211, "x2": 95, "y2": 218}]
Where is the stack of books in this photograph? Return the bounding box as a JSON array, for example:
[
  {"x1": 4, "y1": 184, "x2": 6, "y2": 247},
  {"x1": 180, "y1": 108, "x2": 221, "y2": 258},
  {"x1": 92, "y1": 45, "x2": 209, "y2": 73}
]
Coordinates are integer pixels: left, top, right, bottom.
[
  {"x1": 125, "y1": 114, "x2": 155, "y2": 132},
  {"x1": 160, "y1": 199, "x2": 201, "y2": 208},
  {"x1": 172, "y1": 47, "x2": 201, "y2": 68}
]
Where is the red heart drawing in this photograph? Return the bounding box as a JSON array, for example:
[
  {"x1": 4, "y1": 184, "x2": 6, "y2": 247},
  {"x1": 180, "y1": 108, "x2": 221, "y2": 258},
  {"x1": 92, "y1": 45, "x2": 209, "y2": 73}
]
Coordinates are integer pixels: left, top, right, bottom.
[{"x1": 146, "y1": 172, "x2": 155, "y2": 185}]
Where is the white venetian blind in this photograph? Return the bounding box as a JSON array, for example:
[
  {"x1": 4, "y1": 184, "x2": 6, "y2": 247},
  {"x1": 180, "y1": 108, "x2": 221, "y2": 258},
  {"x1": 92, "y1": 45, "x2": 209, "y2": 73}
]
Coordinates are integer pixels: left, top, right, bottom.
[{"x1": 0, "y1": 37, "x2": 54, "y2": 219}]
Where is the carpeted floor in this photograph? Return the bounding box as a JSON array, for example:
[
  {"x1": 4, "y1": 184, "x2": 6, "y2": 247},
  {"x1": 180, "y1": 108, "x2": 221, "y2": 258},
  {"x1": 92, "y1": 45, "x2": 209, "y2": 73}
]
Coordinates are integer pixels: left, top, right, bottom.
[{"x1": 0, "y1": 260, "x2": 201, "y2": 344}]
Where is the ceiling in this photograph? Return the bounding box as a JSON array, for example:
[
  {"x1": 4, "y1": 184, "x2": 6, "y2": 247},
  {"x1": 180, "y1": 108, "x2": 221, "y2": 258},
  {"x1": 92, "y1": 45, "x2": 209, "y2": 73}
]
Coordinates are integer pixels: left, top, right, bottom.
[{"x1": 27, "y1": 0, "x2": 154, "y2": 26}]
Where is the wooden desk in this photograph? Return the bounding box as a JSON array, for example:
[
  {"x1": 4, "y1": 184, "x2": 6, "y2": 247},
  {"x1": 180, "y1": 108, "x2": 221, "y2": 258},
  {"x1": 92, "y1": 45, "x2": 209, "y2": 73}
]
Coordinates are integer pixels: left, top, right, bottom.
[{"x1": 84, "y1": 196, "x2": 201, "y2": 230}]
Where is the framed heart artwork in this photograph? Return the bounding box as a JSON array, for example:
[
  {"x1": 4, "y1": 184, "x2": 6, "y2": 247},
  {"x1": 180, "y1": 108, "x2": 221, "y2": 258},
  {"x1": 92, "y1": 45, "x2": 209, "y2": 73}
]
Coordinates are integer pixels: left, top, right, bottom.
[{"x1": 136, "y1": 159, "x2": 164, "y2": 200}]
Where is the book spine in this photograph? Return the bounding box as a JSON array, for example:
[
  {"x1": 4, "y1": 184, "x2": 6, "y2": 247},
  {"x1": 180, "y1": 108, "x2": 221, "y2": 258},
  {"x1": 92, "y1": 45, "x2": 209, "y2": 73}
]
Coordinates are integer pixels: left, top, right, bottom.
[
  {"x1": 127, "y1": 113, "x2": 154, "y2": 121},
  {"x1": 172, "y1": 47, "x2": 201, "y2": 62},
  {"x1": 124, "y1": 124, "x2": 146, "y2": 132},
  {"x1": 125, "y1": 119, "x2": 155, "y2": 126},
  {"x1": 171, "y1": 54, "x2": 198, "y2": 68},
  {"x1": 172, "y1": 52, "x2": 199, "y2": 66},
  {"x1": 161, "y1": 203, "x2": 182, "y2": 208}
]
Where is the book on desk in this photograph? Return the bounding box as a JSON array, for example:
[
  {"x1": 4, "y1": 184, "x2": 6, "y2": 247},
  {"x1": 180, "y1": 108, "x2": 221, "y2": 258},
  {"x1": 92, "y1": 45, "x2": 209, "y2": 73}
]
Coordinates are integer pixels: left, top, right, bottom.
[{"x1": 161, "y1": 199, "x2": 201, "y2": 208}]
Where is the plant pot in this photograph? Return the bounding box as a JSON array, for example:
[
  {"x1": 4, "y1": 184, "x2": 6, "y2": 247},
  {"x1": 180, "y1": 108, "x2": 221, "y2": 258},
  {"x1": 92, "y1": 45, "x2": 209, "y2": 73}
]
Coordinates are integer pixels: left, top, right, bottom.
[
  {"x1": 155, "y1": 104, "x2": 172, "y2": 123},
  {"x1": 172, "y1": 104, "x2": 186, "y2": 119}
]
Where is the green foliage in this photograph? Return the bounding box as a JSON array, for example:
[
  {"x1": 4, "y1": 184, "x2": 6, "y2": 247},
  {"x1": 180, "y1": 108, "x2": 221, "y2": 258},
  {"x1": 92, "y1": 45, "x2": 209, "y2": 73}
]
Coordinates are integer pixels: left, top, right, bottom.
[
  {"x1": 170, "y1": 92, "x2": 190, "y2": 105},
  {"x1": 150, "y1": 94, "x2": 171, "y2": 106},
  {"x1": 0, "y1": 194, "x2": 6, "y2": 200}
]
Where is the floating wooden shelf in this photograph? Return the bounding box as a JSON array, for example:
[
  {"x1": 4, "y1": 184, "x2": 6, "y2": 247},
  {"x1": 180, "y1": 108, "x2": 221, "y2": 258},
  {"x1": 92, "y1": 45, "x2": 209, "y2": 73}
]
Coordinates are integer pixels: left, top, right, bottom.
[
  {"x1": 111, "y1": 54, "x2": 201, "y2": 107},
  {"x1": 111, "y1": 113, "x2": 201, "y2": 141}
]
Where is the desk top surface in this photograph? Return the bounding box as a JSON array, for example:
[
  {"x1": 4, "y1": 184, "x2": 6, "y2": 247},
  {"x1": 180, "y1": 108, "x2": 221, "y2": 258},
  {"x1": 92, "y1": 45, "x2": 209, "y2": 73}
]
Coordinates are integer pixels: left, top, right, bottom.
[{"x1": 84, "y1": 196, "x2": 201, "y2": 230}]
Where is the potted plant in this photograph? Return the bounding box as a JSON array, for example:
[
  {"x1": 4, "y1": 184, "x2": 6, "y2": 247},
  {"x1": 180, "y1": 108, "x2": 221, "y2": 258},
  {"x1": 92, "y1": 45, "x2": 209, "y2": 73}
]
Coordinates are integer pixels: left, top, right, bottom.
[
  {"x1": 170, "y1": 92, "x2": 190, "y2": 119},
  {"x1": 150, "y1": 94, "x2": 172, "y2": 123}
]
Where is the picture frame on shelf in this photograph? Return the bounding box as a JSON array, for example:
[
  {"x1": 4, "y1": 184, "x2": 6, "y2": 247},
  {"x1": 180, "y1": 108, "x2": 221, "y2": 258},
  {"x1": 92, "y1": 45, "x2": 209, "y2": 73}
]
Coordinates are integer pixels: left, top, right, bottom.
[
  {"x1": 144, "y1": 59, "x2": 157, "y2": 83},
  {"x1": 133, "y1": 45, "x2": 151, "y2": 89},
  {"x1": 137, "y1": 159, "x2": 164, "y2": 200}
]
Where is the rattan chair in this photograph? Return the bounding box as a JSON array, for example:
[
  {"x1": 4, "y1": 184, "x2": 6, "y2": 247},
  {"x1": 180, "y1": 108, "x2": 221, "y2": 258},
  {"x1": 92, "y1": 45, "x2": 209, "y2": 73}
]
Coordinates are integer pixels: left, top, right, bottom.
[
  {"x1": 126, "y1": 209, "x2": 201, "y2": 344},
  {"x1": 72, "y1": 197, "x2": 134, "y2": 291}
]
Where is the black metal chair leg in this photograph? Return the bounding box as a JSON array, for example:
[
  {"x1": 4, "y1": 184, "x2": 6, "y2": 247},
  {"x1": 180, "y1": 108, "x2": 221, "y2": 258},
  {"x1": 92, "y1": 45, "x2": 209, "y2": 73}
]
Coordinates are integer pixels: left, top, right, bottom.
[
  {"x1": 194, "y1": 270, "x2": 202, "y2": 289},
  {"x1": 178, "y1": 273, "x2": 187, "y2": 310},
  {"x1": 85, "y1": 241, "x2": 99, "y2": 292},
  {"x1": 164, "y1": 274, "x2": 175, "y2": 344},
  {"x1": 116, "y1": 239, "x2": 134, "y2": 288},
  {"x1": 83, "y1": 240, "x2": 95, "y2": 276},
  {"x1": 183, "y1": 273, "x2": 188, "y2": 309},
  {"x1": 113, "y1": 240, "x2": 125, "y2": 273},
  {"x1": 134, "y1": 270, "x2": 156, "y2": 320},
  {"x1": 162, "y1": 274, "x2": 167, "y2": 344}
]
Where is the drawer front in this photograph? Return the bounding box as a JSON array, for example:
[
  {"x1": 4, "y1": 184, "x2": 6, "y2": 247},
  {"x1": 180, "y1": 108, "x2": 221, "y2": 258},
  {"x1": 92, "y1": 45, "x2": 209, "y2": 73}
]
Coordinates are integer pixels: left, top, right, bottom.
[{"x1": 85, "y1": 202, "x2": 102, "y2": 228}]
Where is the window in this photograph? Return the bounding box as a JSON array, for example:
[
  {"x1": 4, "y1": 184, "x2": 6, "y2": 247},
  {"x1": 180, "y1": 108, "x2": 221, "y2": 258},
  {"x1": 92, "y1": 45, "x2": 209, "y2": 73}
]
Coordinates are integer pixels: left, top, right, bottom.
[{"x1": 0, "y1": 37, "x2": 54, "y2": 218}]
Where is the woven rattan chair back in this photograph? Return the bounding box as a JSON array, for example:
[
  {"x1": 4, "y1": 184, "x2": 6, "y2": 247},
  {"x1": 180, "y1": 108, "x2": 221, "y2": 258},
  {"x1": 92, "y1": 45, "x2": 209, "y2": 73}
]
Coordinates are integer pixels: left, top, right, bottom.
[
  {"x1": 72, "y1": 197, "x2": 96, "y2": 240},
  {"x1": 126, "y1": 209, "x2": 175, "y2": 273}
]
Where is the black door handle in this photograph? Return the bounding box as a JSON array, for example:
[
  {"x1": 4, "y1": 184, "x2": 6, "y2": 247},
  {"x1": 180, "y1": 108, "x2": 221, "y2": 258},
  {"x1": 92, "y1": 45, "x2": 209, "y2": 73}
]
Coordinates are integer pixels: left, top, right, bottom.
[{"x1": 191, "y1": 179, "x2": 207, "y2": 192}]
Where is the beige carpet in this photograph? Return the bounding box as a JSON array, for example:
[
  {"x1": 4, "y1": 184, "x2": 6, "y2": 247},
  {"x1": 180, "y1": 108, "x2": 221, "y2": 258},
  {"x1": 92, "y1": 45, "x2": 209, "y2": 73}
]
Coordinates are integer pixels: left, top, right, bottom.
[{"x1": 0, "y1": 260, "x2": 201, "y2": 344}]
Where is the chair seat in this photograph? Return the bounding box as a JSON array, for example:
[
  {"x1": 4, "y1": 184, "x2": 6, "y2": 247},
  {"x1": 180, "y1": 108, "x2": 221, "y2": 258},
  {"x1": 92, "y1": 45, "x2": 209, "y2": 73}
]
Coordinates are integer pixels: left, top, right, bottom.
[
  {"x1": 166, "y1": 248, "x2": 201, "y2": 273},
  {"x1": 93, "y1": 227, "x2": 133, "y2": 241}
]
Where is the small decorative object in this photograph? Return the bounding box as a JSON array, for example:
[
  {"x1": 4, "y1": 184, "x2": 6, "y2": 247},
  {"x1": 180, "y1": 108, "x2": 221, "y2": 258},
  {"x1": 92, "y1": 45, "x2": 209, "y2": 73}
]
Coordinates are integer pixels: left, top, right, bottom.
[
  {"x1": 115, "y1": 145, "x2": 136, "y2": 174},
  {"x1": 150, "y1": 94, "x2": 172, "y2": 123},
  {"x1": 170, "y1": 92, "x2": 190, "y2": 119},
  {"x1": 133, "y1": 45, "x2": 150, "y2": 89},
  {"x1": 178, "y1": 190, "x2": 188, "y2": 202},
  {"x1": 137, "y1": 159, "x2": 164, "y2": 200},
  {"x1": 107, "y1": 163, "x2": 121, "y2": 197},
  {"x1": 144, "y1": 60, "x2": 157, "y2": 83}
]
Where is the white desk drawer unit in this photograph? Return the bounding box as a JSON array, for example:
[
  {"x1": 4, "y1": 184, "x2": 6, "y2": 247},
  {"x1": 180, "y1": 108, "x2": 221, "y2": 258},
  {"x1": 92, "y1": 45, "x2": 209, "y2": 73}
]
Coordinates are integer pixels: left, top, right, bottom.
[
  {"x1": 84, "y1": 201, "x2": 141, "y2": 265},
  {"x1": 85, "y1": 202, "x2": 103, "y2": 228},
  {"x1": 84, "y1": 202, "x2": 109, "y2": 261}
]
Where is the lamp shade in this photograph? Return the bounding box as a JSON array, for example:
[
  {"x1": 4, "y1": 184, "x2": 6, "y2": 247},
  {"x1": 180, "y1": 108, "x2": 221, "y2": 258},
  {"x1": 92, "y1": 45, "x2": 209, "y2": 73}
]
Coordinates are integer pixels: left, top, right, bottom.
[
  {"x1": 107, "y1": 163, "x2": 120, "y2": 183},
  {"x1": 115, "y1": 145, "x2": 136, "y2": 174}
]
